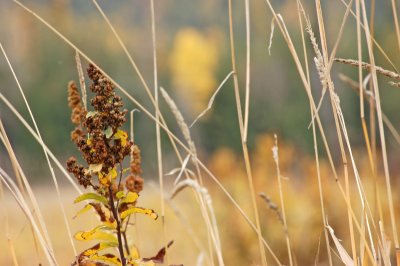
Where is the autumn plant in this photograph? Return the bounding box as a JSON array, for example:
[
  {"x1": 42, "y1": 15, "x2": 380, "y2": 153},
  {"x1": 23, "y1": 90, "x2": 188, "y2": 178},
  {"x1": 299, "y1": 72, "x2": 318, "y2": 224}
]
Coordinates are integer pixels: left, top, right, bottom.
[{"x1": 66, "y1": 64, "x2": 158, "y2": 266}]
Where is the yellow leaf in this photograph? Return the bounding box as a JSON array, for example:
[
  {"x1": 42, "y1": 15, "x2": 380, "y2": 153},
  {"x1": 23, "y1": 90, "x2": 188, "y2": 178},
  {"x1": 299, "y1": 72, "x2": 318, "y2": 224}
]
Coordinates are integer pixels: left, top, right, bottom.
[
  {"x1": 81, "y1": 242, "x2": 118, "y2": 257},
  {"x1": 74, "y1": 226, "x2": 118, "y2": 243},
  {"x1": 130, "y1": 245, "x2": 140, "y2": 260},
  {"x1": 114, "y1": 129, "x2": 128, "y2": 147},
  {"x1": 98, "y1": 168, "x2": 117, "y2": 186},
  {"x1": 116, "y1": 191, "x2": 125, "y2": 199},
  {"x1": 120, "y1": 207, "x2": 158, "y2": 220},
  {"x1": 73, "y1": 204, "x2": 93, "y2": 219},
  {"x1": 120, "y1": 191, "x2": 139, "y2": 205}
]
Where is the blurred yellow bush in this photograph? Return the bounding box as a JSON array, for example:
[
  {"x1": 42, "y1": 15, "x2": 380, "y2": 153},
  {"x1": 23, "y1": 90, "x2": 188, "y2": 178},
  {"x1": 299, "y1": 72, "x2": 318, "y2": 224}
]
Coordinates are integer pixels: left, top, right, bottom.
[{"x1": 169, "y1": 27, "x2": 220, "y2": 113}]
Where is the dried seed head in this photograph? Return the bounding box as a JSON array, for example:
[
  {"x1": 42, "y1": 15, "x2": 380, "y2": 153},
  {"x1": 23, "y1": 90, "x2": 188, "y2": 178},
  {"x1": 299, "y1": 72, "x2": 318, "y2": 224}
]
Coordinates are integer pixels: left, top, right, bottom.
[
  {"x1": 125, "y1": 175, "x2": 144, "y2": 193},
  {"x1": 130, "y1": 144, "x2": 142, "y2": 176},
  {"x1": 67, "y1": 81, "x2": 84, "y2": 125},
  {"x1": 67, "y1": 64, "x2": 136, "y2": 192}
]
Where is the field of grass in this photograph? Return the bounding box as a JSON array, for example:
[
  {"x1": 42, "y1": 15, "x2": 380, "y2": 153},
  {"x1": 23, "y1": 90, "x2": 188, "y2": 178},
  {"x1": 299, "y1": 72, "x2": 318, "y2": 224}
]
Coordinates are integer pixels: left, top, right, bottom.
[{"x1": 1, "y1": 0, "x2": 400, "y2": 265}]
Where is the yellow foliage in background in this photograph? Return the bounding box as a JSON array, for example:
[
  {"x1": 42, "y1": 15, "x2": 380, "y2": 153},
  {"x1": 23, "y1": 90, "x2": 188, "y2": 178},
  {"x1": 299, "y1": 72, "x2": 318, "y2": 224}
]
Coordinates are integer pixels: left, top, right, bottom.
[
  {"x1": 169, "y1": 27, "x2": 220, "y2": 113},
  {"x1": 206, "y1": 133, "x2": 398, "y2": 265}
]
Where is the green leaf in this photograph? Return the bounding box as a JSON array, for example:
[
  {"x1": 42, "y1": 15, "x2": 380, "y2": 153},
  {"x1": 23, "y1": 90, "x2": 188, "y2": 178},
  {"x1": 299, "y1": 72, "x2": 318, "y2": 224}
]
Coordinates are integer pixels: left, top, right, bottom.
[
  {"x1": 86, "y1": 111, "x2": 97, "y2": 118},
  {"x1": 74, "y1": 193, "x2": 108, "y2": 205},
  {"x1": 120, "y1": 206, "x2": 158, "y2": 220},
  {"x1": 104, "y1": 126, "x2": 113, "y2": 139},
  {"x1": 74, "y1": 225, "x2": 118, "y2": 243}
]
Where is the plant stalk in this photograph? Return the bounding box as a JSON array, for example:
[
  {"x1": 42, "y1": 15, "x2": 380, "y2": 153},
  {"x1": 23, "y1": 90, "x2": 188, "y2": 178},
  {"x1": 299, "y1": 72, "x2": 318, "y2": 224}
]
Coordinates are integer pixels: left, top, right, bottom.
[{"x1": 108, "y1": 186, "x2": 126, "y2": 266}]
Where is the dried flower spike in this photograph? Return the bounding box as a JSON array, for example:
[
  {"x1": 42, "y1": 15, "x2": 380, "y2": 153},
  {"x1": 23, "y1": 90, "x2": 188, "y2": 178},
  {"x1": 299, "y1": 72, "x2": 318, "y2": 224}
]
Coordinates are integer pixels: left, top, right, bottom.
[{"x1": 66, "y1": 64, "x2": 160, "y2": 266}]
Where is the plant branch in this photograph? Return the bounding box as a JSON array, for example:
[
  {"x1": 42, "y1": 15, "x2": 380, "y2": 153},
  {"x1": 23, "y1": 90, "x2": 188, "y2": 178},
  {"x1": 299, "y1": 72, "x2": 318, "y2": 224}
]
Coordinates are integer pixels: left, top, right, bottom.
[{"x1": 108, "y1": 186, "x2": 126, "y2": 265}]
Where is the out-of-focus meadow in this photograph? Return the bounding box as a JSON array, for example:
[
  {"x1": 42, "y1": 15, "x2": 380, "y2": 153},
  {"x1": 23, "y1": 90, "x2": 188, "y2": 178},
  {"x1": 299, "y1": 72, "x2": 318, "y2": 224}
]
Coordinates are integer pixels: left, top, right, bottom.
[{"x1": 1, "y1": 0, "x2": 400, "y2": 265}]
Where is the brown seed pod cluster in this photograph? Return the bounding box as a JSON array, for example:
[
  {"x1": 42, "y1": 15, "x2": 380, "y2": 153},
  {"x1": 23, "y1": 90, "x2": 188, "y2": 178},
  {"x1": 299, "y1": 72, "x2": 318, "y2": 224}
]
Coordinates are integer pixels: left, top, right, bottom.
[
  {"x1": 66, "y1": 64, "x2": 136, "y2": 193},
  {"x1": 125, "y1": 144, "x2": 144, "y2": 193},
  {"x1": 66, "y1": 157, "x2": 94, "y2": 189},
  {"x1": 66, "y1": 64, "x2": 163, "y2": 266},
  {"x1": 67, "y1": 80, "x2": 84, "y2": 125}
]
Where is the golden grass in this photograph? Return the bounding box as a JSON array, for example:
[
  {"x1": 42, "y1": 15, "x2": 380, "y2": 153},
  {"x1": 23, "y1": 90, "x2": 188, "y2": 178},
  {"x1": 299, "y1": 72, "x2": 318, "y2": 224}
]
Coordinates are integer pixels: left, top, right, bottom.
[{"x1": 2, "y1": 0, "x2": 400, "y2": 265}]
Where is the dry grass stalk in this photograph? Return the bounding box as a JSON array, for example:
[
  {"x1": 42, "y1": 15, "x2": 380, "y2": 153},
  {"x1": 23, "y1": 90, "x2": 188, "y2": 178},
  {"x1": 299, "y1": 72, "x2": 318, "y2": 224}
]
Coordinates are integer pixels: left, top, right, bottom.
[
  {"x1": 389, "y1": 0, "x2": 400, "y2": 54},
  {"x1": 379, "y1": 221, "x2": 391, "y2": 266},
  {"x1": 190, "y1": 71, "x2": 234, "y2": 128},
  {"x1": 337, "y1": 0, "x2": 399, "y2": 73},
  {"x1": 0, "y1": 168, "x2": 57, "y2": 265},
  {"x1": 74, "y1": 51, "x2": 87, "y2": 110},
  {"x1": 160, "y1": 87, "x2": 198, "y2": 165},
  {"x1": 335, "y1": 58, "x2": 400, "y2": 80},
  {"x1": 0, "y1": 93, "x2": 82, "y2": 193},
  {"x1": 146, "y1": 0, "x2": 169, "y2": 262},
  {"x1": 0, "y1": 42, "x2": 78, "y2": 259},
  {"x1": 272, "y1": 135, "x2": 293, "y2": 266},
  {"x1": 159, "y1": 88, "x2": 224, "y2": 265},
  {"x1": 7, "y1": 10, "x2": 279, "y2": 261},
  {"x1": 0, "y1": 119, "x2": 41, "y2": 265},
  {"x1": 158, "y1": 88, "x2": 216, "y2": 259},
  {"x1": 89, "y1": 2, "x2": 205, "y2": 227},
  {"x1": 339, "y1": 74, "x2": 400, "y2": 145},
  {"x1": 171, "y1": 179, "x2": 209, "y2": 202},
  {"x1": 305, "y1": 20, "x2": 327, "y2": 127},
  {"x1": 0, "y1": 4, "x2": 262, "y2": 259},
  {"x1": 228, "y1": 0, "x2": 267, "y2": 264},
  {"x1": 259, "y1": 192, "x2": 283, "y2": 226},
  {"x1": 339, "y1": 0, "x2": 398, "y2": 255},
  {"x1": 305, "y1": 18, "x2": 360, "y2": 262},
  {"x1": 305, "y1": 23, "x2": 326, "y2": 90},
  {"x1": 296, "y1": 2, "x2": 333, "y2": 265},
  {"x1": 170, "y1": 178, "x2": 223, "y2": 265},
  {"x1": 388, "y1": 81, "x2": 400, "y2": 88},
  {"x1": 266, "y1": 2, "x2": 379, "y2": 263},
  {"x1": 327, "y1": 225, "x2": 354, "y2": 266},
  {"x1": 296, "y1": 3, "x2": 333, "y2": 264},
  {"x1": 0, "y1": 147, "x2": 19, "y2": 266},
  {"x1": 197, "y1": 159, "x2": 282, "y2": 265},
  {"x1": 165, "y1": 198, "x2": 205, "y2": 254},
  {"x1": 6, "y1": 0, "x2": 400, "y2": 264},
  {"x1": 244, "y1": 0, "x2": 251, "y2": 142},
  {"x1": 168, "y1": 154, "x2": 191, "y2": 185}
]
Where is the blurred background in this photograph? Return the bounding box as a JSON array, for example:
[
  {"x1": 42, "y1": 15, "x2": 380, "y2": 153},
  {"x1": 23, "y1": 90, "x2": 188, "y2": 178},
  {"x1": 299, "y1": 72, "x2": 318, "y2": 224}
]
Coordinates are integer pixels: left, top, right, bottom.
[
  {"x1": 1, "y1": 0, "x2": 400, "y2": 179},
  {"x1": 1, "y1": 0, "x2": 400, "y2": 265}
]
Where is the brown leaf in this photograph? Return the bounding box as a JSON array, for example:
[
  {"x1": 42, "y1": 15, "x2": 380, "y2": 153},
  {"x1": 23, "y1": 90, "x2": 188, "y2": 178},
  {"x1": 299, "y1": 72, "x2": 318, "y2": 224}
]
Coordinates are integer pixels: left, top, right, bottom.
[{"x1": 142, "y1": 241, "x2": 174, "y2": 263}]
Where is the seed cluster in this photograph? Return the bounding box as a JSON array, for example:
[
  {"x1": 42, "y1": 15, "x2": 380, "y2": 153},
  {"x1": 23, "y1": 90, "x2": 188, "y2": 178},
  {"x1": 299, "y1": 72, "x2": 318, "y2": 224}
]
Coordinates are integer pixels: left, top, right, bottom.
[
  {"x1": 125, "y1": 144, "x2": 144, "y2": 193},
  {"x1": 66, "y1": 64, "x2": 144, "y2": 194}
]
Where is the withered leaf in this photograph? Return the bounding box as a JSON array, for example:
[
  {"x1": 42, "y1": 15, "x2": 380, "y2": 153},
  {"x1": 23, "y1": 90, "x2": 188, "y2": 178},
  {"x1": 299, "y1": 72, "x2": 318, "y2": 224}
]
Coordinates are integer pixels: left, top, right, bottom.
[{"x1": 142, "y1": 240, "x2": 174, "y2": 263}]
